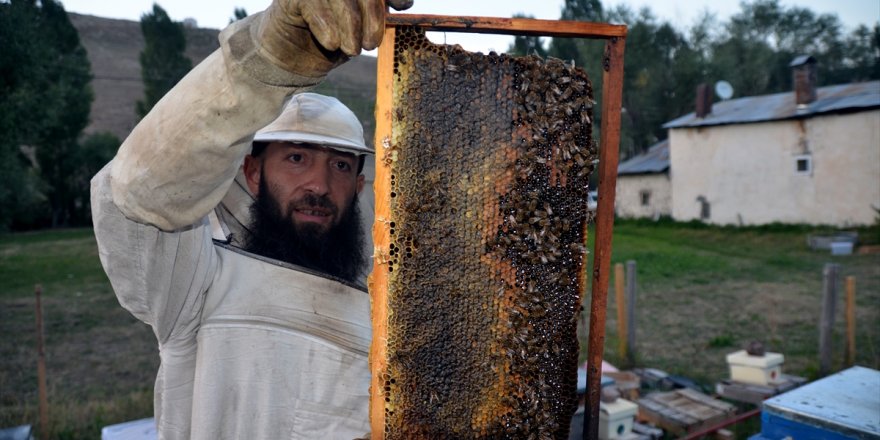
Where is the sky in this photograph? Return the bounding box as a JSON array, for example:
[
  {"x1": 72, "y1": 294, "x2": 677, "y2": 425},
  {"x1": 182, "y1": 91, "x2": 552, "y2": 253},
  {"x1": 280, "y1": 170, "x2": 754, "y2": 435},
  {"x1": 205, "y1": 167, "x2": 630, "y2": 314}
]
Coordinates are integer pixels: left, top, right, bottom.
[{"x1": 63, "y1": 0, "x2": 880, "y2": 54}]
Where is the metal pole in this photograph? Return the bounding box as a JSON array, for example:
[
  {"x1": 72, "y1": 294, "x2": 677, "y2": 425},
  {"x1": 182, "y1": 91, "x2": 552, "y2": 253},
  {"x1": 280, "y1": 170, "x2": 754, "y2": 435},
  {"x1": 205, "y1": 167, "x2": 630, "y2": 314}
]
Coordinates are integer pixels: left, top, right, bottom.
[{"x1": 819, "y1": 263, "x2": 839, "y2": 376}]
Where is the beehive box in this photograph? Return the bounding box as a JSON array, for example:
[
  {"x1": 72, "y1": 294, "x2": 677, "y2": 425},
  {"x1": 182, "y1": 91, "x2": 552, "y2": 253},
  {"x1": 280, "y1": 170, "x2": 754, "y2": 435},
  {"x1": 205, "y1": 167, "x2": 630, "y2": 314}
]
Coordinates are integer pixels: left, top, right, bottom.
[
  {"x1": 604, "y1": 371, "x2": 642, "y2": 401},
  {"x1": 369, "y1": 25, "x2": 597, "y2": 439},
  {"x1": 637, "y1": 389, "x2": 736, "y2": 436},
  {"x1": 599, "y1": 398, "x2": 638, "y2": 440},
  {"x1": 750, "y1": 366, "x2": 880, "y2": 440},
  {"x1": 726, "y1": 350, "x2": 784, "y2": 386},
  {"x1": 716, "y1": 374, "x2": 806, "y2": 405}
]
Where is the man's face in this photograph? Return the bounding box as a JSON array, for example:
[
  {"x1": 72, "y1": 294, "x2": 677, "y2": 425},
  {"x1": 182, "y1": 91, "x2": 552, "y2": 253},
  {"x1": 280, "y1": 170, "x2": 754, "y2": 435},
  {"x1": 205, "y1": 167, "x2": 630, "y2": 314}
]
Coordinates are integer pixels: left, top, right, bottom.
[
  {"x1": 242, "y1": 141, "x2": 368, "y2": 283},
  {"x1": 244, "y1": 142, "x2": 365, "y2": 232}
]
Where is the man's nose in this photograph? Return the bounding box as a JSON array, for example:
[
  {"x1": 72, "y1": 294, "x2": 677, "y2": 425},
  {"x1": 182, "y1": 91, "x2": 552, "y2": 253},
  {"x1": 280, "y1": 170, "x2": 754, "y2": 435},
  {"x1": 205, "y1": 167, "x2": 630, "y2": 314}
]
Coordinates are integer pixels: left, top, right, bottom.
[{"x1": 302, "y1": 164, "x2": 331, "y2": 196}]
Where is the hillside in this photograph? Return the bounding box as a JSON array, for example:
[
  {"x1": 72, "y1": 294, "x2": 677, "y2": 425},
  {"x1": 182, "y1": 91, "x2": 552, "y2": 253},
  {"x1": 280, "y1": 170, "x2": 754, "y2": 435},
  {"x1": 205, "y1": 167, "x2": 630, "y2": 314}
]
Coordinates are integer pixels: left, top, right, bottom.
[{"x1": 70, "y1": 13, "x2": 378, "y2": 145}]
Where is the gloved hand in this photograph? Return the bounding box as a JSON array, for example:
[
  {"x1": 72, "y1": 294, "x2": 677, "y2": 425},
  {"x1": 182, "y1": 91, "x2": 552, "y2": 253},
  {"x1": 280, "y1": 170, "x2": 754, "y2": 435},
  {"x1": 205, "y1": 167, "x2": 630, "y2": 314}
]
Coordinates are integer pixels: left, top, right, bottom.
[{"x1": 259, "y1": 0, "x2": 414, "y2": 78}]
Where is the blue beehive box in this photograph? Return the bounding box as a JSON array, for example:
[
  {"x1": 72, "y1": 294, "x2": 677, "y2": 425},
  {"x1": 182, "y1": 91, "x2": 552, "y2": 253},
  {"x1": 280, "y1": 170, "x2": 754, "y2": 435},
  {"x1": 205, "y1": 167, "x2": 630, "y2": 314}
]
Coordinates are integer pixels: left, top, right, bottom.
[
  {"x1": 101, "y1": 418, "x2": 156, "y2": 440},
  {"x1": 750, "y1": 366, "x2": 880, "y2": 440}
]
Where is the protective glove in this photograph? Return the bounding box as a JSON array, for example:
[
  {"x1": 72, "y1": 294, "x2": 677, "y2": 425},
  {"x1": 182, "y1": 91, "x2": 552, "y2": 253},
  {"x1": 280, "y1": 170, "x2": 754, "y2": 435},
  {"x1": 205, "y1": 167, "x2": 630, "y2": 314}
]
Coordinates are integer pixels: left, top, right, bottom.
[{"x1": 259, "y1": 0, "x2": 414, "y2": 78}]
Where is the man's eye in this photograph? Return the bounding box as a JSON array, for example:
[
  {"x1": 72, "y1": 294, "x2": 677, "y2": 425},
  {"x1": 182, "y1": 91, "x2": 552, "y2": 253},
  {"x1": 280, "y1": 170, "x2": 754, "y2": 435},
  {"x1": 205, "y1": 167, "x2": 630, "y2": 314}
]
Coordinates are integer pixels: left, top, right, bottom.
[
  {"x1": 288, "y1": 154, "x2": 303, "y2": 162},
  {"x1": 336, "y1": 161, "x2": 352, "y2": 171}
]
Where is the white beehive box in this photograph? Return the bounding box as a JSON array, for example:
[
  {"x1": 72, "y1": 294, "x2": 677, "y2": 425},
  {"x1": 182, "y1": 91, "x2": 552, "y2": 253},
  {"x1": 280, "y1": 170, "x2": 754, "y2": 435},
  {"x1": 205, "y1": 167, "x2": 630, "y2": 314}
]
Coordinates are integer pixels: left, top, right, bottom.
[
  {"x1": 726, "y1": 350, "x2": 784, "y2": 386},
  {"x1": 599, "y1": 397, "x2": 638, "y2": 440}
]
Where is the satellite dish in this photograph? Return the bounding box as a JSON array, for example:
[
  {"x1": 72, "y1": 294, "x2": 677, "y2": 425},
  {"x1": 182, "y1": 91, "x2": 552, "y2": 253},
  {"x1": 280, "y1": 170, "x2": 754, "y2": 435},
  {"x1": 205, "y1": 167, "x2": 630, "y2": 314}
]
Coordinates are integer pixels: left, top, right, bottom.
[{"x1": 715, "y1": 80, "x2": 734, "y2": 100}]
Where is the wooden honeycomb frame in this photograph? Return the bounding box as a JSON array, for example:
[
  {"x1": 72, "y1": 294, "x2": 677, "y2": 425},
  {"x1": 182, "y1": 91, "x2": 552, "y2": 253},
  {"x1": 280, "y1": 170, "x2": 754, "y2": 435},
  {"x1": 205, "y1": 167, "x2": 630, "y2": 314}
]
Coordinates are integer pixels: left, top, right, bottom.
[{"x1": 370, "y1": 14, "x2": 627, "y2": 439}]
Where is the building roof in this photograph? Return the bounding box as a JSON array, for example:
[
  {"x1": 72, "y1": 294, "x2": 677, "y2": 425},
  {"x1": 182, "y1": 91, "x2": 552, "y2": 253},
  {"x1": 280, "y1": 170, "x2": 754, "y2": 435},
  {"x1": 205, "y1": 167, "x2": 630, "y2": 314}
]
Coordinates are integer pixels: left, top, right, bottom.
[
  {"x1": 664, "y1": 80, "x2": 880, "y2": 129},
  {"x1": 618, "y1": 139, "x2": 669, "y2": 175}
]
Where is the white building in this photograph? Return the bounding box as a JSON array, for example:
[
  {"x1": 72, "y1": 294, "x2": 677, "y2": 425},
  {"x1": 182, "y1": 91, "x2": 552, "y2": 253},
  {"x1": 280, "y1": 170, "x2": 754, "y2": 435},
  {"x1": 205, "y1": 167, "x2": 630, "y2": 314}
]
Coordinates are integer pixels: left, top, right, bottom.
[
  {"x1": 659, "y1": 57, "x2": 879, "y2": 226},
  {"x1": 615, "y1": 140, "x2": 671, "y2": 219}
]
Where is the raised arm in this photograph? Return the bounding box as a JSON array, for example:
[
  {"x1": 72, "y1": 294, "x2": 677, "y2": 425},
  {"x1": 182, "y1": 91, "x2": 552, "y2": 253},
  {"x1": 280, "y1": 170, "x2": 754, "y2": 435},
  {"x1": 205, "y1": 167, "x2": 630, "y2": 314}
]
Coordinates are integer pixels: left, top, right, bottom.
[
  {"x1": 110, "y1": 0, "x2": 413, "y2": 231},
  {"x1": 93, "y1": 0, "x2": 413, "y2": 341}
]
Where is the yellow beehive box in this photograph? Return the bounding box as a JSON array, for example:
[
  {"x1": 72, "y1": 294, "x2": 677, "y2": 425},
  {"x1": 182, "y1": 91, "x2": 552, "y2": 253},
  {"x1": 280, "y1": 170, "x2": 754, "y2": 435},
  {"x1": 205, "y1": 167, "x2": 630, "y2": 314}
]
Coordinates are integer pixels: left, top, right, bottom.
[
  {"x1": 599, "y1": 398, "x2": 638, "y2": 440},
  {"x1": 726, "y1": 350, "x2": 785, "y2": 385}
]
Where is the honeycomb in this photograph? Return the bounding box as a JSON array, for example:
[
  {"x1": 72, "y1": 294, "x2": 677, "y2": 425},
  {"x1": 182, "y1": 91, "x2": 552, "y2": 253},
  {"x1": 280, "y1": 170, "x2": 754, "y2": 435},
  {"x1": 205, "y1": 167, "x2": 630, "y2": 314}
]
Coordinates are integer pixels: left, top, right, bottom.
[{"x1": 374, "y1": 26, "x2": 596, "y2": 439}]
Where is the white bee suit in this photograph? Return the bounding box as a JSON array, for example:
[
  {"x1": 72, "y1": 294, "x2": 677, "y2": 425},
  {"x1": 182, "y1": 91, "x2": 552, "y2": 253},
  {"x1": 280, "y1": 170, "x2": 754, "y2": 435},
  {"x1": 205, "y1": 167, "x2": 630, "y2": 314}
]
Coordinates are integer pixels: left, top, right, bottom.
[{"x1": 91, "y1": 13, "x2": 371, "y2": 440}]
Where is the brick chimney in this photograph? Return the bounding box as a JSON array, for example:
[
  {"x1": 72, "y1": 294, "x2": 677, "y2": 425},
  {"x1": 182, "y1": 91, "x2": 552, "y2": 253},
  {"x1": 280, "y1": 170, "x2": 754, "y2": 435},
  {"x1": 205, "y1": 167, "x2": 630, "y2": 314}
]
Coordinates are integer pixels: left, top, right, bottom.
[
  {"x1": 695, "y1": 83, "x2": 712, "y2": 118},
  {"x1": 790, "y1": 55, "x2": 817, "y2": 107}
]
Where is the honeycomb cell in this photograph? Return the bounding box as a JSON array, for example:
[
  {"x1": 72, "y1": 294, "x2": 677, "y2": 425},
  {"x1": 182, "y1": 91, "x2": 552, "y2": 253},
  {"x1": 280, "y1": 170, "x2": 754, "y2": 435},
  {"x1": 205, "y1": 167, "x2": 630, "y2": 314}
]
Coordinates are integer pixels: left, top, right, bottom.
[{"x1": 377, "y1": 26, "x2": 596, "y2": 439}]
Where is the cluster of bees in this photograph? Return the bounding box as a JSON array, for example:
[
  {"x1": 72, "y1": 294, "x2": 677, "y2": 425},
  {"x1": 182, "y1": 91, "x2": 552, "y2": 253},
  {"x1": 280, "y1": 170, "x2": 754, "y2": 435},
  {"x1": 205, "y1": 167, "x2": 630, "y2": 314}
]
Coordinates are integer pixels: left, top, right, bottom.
[{"x1": 377, "y1": 26, "x2": 596, "y2": 439}]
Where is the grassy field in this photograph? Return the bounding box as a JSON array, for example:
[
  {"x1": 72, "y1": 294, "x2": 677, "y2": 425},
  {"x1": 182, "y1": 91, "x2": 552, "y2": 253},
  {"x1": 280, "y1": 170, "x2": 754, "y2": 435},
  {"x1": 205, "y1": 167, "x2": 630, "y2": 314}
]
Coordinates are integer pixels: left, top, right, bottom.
[
  {"x1": 0, "y1": 229, "x2": 156, "y2": 439},
  {"x1": 1, "y1": 222, "x2": 878, "y2": 438},
  {"x1": 593, "y1": 219, "x2": 879, "y2": 383}
]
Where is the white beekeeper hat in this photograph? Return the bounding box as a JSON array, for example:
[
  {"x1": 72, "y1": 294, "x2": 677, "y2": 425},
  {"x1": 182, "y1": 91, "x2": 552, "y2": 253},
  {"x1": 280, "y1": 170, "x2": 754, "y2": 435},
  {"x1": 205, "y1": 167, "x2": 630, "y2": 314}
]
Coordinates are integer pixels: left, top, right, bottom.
[{"x1": 253, "y1": 93, "x2": 372, "y2": 155}]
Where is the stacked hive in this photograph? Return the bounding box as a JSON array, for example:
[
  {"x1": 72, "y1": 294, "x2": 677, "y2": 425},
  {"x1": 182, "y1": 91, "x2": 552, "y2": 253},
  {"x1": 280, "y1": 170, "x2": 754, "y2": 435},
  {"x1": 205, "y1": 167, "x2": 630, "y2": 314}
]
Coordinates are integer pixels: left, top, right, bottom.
[{"x1": 371, "y1": 26, "x2": 596, "y2": 439}]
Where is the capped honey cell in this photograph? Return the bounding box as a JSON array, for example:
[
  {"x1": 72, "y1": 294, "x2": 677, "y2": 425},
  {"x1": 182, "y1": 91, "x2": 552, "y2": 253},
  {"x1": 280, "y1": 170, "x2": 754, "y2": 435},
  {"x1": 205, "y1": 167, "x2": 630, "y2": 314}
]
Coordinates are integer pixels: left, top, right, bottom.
[{"x1": 372, "y1": 26, "x2": 596, "y2": 439}]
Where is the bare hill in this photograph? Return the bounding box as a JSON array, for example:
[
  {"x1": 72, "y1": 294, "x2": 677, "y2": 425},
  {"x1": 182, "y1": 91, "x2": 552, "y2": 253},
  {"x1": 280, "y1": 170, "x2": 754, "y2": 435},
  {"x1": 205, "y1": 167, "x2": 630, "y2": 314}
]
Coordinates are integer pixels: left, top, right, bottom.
[{"x1": 70, "y1": 13, "x2": 378, "y2": 144}]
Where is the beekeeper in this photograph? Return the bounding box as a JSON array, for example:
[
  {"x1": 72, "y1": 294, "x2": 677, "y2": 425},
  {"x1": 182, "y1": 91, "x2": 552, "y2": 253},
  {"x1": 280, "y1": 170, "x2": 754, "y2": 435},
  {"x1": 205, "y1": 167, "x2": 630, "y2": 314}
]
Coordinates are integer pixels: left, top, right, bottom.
[{"x1": 90, "y1": 0, "x2": 413, "y2": 438}]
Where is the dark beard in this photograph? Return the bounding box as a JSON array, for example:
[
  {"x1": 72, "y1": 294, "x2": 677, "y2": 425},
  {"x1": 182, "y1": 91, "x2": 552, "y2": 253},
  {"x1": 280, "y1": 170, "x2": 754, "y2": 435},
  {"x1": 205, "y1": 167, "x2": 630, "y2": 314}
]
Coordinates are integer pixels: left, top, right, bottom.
[{"x1": 244, "y1": 174, "x2": 367, "y2": 284}]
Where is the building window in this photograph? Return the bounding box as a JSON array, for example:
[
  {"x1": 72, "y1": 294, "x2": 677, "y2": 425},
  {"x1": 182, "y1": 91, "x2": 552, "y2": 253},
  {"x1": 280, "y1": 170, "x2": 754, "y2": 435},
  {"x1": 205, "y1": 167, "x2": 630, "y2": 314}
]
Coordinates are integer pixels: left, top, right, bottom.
[
  {"x1": 697, "y1": 195, "x2": 711, "y2": 220},
  {"x1": 640, "y1": 190, "x2": 651, "y2": 206},
  {"x1": 795, "y1": 154, "x2": 812, "y2": 175}
]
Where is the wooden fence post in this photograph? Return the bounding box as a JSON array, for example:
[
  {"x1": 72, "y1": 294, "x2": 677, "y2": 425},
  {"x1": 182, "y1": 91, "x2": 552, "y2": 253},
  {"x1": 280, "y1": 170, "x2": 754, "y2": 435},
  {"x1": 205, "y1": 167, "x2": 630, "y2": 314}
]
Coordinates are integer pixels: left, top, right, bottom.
[
  {"x1": 845, "y1": 276, "x2": 856, "y2": 367},
  {"x1": 625, "y1": 260, "x2": 637, "y2": 366},
  {"x1": 35, "y1": 284, "x2": 48, "y2": 440},
  {"x1": 819, "y1": 263, "x2": 839, "y2": 376},
  {"x1": 615, "y1": 263, "x2": 626, "y2": 361}
]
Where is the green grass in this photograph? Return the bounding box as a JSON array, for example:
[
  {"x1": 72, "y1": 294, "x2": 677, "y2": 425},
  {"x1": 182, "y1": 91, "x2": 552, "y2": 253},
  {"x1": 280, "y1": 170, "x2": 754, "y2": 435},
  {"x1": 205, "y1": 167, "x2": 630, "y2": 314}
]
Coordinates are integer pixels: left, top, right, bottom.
[
  {"x1": 0, "y1": 229, "x2": 157, "y2": 439},
  {"x1": 0, "y1": 229, "x2": 110, "y2": 297},
  {"x1": 2, "y1": 223, "x2": 878, "y2": 437},
  {"x1": 588, "y1": 219, "x2": 880, "y2": 386}
]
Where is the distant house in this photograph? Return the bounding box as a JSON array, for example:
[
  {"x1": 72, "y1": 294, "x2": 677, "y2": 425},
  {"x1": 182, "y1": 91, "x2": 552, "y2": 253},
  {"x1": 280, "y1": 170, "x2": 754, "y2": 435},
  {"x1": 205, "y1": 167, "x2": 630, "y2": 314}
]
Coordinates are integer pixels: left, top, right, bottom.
[
  {"x1": 662, "y1": 57, "x2": 880, "y2": 226},
  {"x1": 615, "y1": 139, "x2": 671, "y2": 219}
]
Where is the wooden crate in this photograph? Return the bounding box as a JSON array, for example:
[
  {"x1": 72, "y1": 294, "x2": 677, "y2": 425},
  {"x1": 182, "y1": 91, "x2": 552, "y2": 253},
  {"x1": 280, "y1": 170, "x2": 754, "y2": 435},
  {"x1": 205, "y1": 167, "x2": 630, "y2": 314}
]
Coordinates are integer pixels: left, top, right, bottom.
[
  {"x1": 605, "y1": 371, "x2": 642, "y2": 401},
  {"x1": 715, "y1": 374, "x2": 807, "y2": 405},
  {"x1": 637, "y1": 389, "x2": 736, "y2": 435}
]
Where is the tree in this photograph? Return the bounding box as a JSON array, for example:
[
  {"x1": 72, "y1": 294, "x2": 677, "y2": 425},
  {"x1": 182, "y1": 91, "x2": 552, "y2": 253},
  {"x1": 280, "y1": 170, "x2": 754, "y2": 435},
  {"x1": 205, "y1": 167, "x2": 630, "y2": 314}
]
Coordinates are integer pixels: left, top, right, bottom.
[
  {"x1": 0, "y1": 0, "x2": 44, "y2": 229},
  {"x1": 837, "y1": 24, "x2": 880, "y2": 83},
  {"x1": 33, "y1": 0, "x2": 95, "y2": 226},
  {"x1": 547, "y1": 3, "x2": 699, "y2": 158},
  {"x1": 136, "y1": 3, "x2": 192, "y2": 118},
  {"x1": 542, "y1": 0, "x2": 876, "y2": 159},
  {"x1": 598, "y1": 6, "x2": 701, "y2": 157},
  {"x1": 0, "y1": 0, "x2": 95, "y2": 229},
  {"x1": 507, "y1": 14, "x2": 548, "y2": 57},
  {"x1": 712, "y1": 0, "x2": 851, "y2": 94},
  {"x1": 548, "y1": 0, "x2": 604, "y2": 68},
  {"x1": 67, "y1": 132, "x2": 120, "y2": 224}
]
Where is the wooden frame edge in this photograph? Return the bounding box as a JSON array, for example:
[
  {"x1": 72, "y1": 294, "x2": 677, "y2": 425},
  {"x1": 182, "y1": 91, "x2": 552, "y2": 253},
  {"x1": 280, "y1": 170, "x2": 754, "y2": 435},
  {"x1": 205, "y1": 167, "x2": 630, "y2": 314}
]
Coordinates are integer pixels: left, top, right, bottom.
[
  {"x1": 586, "y1": 36, "x2": 626, "y2": 439},
  {"x1": 387, "y1": 14, "x2": 627, "y2": 38},
  {"x1": 368, "y1": 25, "x2": 396, "y2": 440},
  {"x1": 371, "y1": 16, "x2": 626, "y2": 440}
]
